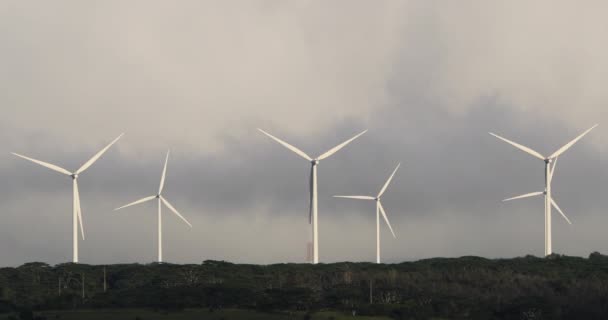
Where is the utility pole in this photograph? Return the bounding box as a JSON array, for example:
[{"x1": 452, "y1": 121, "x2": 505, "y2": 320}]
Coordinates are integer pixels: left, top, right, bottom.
[
  {"x1": 58, "y1": 278, "x2": 61, "y2": 296},
  {"x1": 81, "y1": 273, "x2": 85, "y2": 301},
  {"x1": 103, "y1": 267, "x2": 107, "y2": 293},
  {"x1": 369, "y1": 279, "x2": 373, "y2": 304}
]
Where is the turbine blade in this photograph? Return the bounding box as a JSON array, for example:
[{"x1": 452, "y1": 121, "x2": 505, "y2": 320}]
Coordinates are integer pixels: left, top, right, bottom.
[
  {"x1": 316, "y1": 130, "x2": 367, "y2": 160},
  {"x1": 258, "y1": 129, "x2": 312, "y2": 161},
  {"x1": 503, "y1": 191, "x2": 544, "y2": 202},
  {"x1": 378, "y1": 163, "x2": 401, "y2": 198},
  {"x1": 549, "y1": 124, "x2": 598, "y2": 159},
  {"x1": 74, "y1": 180, "x2": 85, "y2": 240},
  {"x1": 160, "y1": 196, "x2": 192, "y2": 227},
  {"x1": 378, "y1": 201, "x2": 396, "y2": 238},
  {"x1": 550, "y1": 157, "x2": 558, "y2": 183},
  {"x1": 333, "y1": 195, "x2": 375, "y2": 200},
  {"x1": 489, "y1": 132, "x2": 545, "y2": 160},
  {"x1": 76, "y1": 133, "x2": 124, "y2": 174},
  {"x1": 309, "y1": 166, "x2": 313, "y2": 224},
  {"x1": 551, "y1": 198, "x2": 572, "y2": 225},
  {"x1": 114, "y1": 195, "x2": 156, "y2": 211},
  {"x1": 11, "y1": 153, "x2": 72, "y2": 175},
  {"x1": 158, "y1": 150, "x2": 170, "y2": 194}
]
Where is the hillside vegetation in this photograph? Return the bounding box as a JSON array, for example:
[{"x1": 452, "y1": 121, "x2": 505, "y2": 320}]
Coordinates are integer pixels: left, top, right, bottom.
[{"x1": 2, "y1": 253, "x2": 608, "y2": 319}]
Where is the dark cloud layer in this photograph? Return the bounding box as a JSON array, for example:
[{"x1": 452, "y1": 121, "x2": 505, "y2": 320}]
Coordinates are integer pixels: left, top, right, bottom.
[{"x1": 1, "y1": 91, "x2": 605, "y2": 266}]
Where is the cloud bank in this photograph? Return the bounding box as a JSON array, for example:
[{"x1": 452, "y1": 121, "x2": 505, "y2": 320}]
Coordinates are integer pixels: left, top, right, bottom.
[{"x1": 1, "y1": 1, "x2": 607, "y2": 266}]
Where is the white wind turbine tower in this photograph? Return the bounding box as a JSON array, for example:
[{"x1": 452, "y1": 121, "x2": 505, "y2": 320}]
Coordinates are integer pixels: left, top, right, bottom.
[
  {"x1": 489, "y1": 125, "x2": 597, "y2": 256},
  {"x1": 334, "y1": 163, "x2": 400, "y2": 264},
  {"x1": 258, "y1": 128, "x2": 367, "y2": 264},
  {"x1": 114, "y1": 150, "x2": 192, "y2": 263},
  {"x1": 11, "y1": 134, "x2": 124, "y2": 263}
]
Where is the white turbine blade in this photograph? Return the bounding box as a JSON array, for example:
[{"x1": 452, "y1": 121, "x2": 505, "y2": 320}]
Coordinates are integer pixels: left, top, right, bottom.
[
  {"x1": 11, "y1": 153, "x2": 72, "y2": 175},
  {"x1": 158, "y1": 150, "x2": 170, "y2": 194},
  {"x1": 258, "y1": 129, "x2": 312, "y2": 161},
  {"x1": 309, "y1": 166, "x2": 313, "y2": 224},
  {"x1": 378, "y1": 201, "x2": 396, "y2": 238},
  {"x1": 160, "y1": 196, "x2": 192, "y2": 227},
  {"x1": 550, "y1": 157, "x2": 558, "y2": 183},
  {"x1": 551, "y1": 198, "x2": 572, "y2": 225},
  {"x1": 316, "y1": 130, "x2": 367, "y2": 160},
  {"x1": 76, "y1": 133, "x2": 124, "y2": 174},
  {"x1": 114, "y1": 195, "x2": 156, "y2": 211},
  {"x1": 503, "y1": 191, "x2": 544, "y2": 202},
  {"x1": 378, "y1": 163, "x2": 401, "y2": 198},
  {"x1": 488, "y1": 133, "x2": 545, "y2": 160},
  {"x1": 549, "y1": 124, "x2": 598, "y2": 159},
  {"x1": 333, "y1": 195, "x2": 375, "y2": 200},
  {"x1": 74, "y1": 180, "x2": 85, "y2": 240}
]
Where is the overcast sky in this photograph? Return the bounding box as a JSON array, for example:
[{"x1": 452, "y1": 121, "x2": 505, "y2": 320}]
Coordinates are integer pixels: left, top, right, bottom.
[{"x1": 1, "y1": 1, "x2": 608, "y2": 266}]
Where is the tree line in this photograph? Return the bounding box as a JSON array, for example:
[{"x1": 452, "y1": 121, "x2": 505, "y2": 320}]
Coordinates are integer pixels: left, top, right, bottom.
[{"x1": 2, "y1": 253, "x2": 608, "y2": 319}]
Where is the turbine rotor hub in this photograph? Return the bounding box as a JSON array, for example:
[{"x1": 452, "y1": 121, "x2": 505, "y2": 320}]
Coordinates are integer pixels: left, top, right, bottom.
[
  {"x1": 71, "y1": 174, "x2": 78, "y2": 179},
  {"x1": 312, "y1": 160, "x2": 319, "y2": 165},
  {"x1": 156, "y1": 194, "x2": 161, "y2": 198}
]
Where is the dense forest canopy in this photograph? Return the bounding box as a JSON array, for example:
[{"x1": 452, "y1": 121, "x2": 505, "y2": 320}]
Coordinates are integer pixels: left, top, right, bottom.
[{"x1": 2, "y1": 253, "x2": 608, "y2": 319}]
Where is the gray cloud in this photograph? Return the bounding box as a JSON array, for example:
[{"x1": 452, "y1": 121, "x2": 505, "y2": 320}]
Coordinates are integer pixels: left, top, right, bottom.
[{"x1": 1, "y1": 1, "x2": 608, "y2": 266}]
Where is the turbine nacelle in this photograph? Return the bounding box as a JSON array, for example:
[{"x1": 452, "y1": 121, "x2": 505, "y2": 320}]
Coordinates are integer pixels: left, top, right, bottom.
[
  {"x1": 311, "y1": 160, "x2": 319, "y2": 165},
  {"x1": 71, "y1": 174, "x2": 79, "y2": 179}
]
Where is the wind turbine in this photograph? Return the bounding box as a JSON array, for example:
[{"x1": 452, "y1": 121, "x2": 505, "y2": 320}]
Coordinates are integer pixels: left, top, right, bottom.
[
  {"x1": 258, "y1": 128, "x2": 367, "y2": 264},
  {"x1": 114, "y1": 150, "x2": 191, "y2": 263},
  {"x1": 489, "y1": 124, "x2": 597, "y2": 256},
  {"x1": 334, "y1": 163, "x2": 400, "y2": 264},
  {"x1": 11, "y1": 133, "x2": 124, "y2": 263}
]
